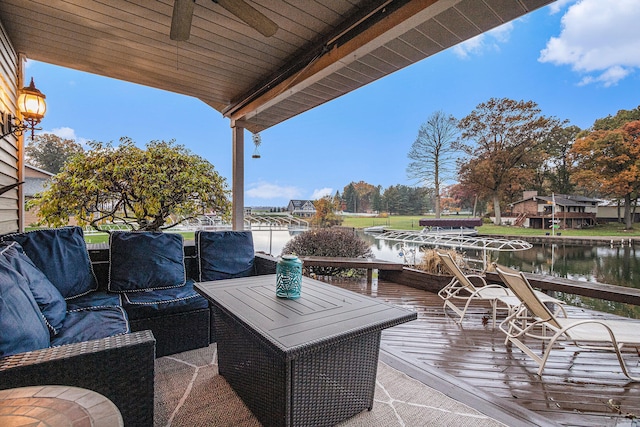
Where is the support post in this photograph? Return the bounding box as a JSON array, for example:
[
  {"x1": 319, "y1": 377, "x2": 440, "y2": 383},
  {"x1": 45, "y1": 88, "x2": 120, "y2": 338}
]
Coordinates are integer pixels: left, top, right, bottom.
[
  {"x1": 17, "y1": 55, "x2": 26, "y2": 232},
  {"x1": 231, "y1": 120, "x2": 245, "y2": 230}
]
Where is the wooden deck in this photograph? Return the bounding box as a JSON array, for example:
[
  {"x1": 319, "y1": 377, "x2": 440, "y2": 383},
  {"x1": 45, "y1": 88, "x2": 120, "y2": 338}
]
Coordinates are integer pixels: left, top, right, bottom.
[{"x1": 323, "y1": 277, "x2": 640, "y2": 427}]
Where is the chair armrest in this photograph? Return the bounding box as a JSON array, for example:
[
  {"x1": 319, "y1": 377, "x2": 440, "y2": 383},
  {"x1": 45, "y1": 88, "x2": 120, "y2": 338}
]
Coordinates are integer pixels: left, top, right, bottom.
[
  {"x1": 466, "y1": 273, "x2": 489, "y2": 287},
  {"x1": 0, "y1": 330, "x2": 156, "y2": 427},
  {"x1": 255, "y1": 252, "x2": 277, "y2": 275}
]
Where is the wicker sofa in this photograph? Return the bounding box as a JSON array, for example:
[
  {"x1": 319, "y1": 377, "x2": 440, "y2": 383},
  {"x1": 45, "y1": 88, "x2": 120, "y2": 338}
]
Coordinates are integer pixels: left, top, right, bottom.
[
  {"x1": 0, "y1": 226, "x2": 276, "y2": 426},
  {"x1": 87, "y1": 228, "x2": 277, "y2": 354}
]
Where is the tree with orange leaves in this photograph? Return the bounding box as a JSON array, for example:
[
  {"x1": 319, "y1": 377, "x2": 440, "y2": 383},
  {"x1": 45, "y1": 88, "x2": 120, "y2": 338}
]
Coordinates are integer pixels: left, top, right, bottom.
[
  {"x1": 456, "y1": 98, "x2": 561, "y2": 224},
  {"x1": 570, "y1": 120, "x2": 640, "y2": 229}
]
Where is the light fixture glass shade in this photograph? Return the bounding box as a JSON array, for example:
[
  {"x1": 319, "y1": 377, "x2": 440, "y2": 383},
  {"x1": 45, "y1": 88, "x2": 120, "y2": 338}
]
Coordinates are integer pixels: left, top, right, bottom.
[{"x1": 17, "y1": 77, "x2": 46, "y2": 122}]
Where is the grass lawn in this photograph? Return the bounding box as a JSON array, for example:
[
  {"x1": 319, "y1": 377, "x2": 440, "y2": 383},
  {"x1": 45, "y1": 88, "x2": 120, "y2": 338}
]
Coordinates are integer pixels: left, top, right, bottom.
[
  {"x1": 340, "y1": 216, "x2": 425, "y2": 230},
  {"x1": 32, "y1": 217, "x2": 640, "y2": 243},
  {"x1": 339, "y1": 215, "x2": 640, "y2": 237}
]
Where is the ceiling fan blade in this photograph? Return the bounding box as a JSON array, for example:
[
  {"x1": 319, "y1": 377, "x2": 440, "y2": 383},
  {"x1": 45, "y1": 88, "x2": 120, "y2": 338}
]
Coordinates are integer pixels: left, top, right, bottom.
[
  {"x1": 170, "y1": 0, "x2": 195, "y2": 41},
  {"x1": 215, "y1": 0, "x2": 278, "y2": 37}
]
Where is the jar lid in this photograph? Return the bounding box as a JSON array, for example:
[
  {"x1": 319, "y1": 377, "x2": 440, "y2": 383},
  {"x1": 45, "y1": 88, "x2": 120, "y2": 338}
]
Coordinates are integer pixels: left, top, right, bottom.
[{"x1": 282, "y1": 254, "x2": 298, "y2": 260}]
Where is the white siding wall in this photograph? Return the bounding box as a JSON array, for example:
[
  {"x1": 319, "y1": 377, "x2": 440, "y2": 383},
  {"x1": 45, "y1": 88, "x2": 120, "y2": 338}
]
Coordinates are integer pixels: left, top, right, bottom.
[{"x1": 0, "y1": 20, "x2": 19, "y2": 233}]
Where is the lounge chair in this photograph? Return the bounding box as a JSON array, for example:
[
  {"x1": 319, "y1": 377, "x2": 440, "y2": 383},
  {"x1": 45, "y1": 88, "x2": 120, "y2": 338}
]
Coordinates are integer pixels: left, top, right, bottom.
[
  {"x1": 494, "y1": 264, "x2": 640, "y2": 381},
  {"x1": 437, "y1": 251, "x2": 514, "y2": 327},
  {"x1": 437, "y1": 251, "x2": 562, "y2": 327}
]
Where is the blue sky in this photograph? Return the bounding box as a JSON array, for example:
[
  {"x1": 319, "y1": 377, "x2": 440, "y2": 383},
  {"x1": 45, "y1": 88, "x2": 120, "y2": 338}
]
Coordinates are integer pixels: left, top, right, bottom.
[{"x1": 25, "y1": 0, "x2": 640, "y2": 208}]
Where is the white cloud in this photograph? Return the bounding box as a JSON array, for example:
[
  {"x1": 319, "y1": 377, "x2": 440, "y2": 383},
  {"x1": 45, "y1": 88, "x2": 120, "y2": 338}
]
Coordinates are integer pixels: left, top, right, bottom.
[
  {"x1": 577, "y1": 66, "x2": 632, "y2": 87},
  {"x1": 246, "y1": 181, "x2": 302, "y2": 200},
  {"x1": 489, "y1": 22, "x2": 513, "y2": 43},
  {"x1": 311, "y1": 187, "x2": 333, "y2": 200},
  {"x1": 548, "y1": 0, "x2": 576, "y2": 15},
  {"x1": 42, "y1": 127, "x2": 90, "y2": 146},
  {"x1": 539, "y1": 0, "x2": 640, "y2": 86},
  {"x1": 453, "y1": 22, "x2": 513, "y2": 59},
  {"x1": 452, "y1": 34, "x2": 483, "y2": 59}
]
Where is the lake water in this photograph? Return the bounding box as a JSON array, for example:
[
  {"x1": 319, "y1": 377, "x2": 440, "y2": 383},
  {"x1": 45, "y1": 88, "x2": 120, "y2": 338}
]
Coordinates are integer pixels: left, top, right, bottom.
[{"x1": 252, "y1": 228, "x2": 640, "y2": 318}]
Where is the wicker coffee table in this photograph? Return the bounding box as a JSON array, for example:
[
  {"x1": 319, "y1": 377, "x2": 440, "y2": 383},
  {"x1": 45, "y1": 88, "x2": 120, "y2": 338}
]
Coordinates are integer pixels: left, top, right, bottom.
[{"x1": 195, "y1": 274, "x2": 416, "y2": 427}]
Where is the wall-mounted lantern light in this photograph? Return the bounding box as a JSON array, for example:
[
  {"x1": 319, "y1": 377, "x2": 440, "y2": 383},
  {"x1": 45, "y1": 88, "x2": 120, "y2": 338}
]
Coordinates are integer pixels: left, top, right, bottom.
[{"x1": 1, "y1": 77, "x2": 47, "y2": 141}]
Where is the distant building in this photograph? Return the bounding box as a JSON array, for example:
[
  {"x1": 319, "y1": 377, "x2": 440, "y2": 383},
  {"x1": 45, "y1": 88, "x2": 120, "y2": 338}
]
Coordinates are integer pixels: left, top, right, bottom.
[
  {"x1": 596, "y1": 201, "x2": 640, "y2": 223},
  {"x1": 23, "y1": 164, "x2": 54, "y2": 227},
  {"x1": 287, "y1": 200, "x2": 316, "y2": 217},
  {"x1": 509, "y1": 191, "x2": 599, "y2": 229}
]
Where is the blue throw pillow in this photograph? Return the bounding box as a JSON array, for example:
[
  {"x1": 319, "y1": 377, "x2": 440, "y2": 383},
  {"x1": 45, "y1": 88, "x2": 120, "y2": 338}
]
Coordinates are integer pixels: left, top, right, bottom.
[
  {"x1": 108, "y1": 231, "x2": 186, "y2": 292},
  {"x1": 0, "y1": 227, "x2": 98, "y2": 299},
  {"x1": 0, "y1": 241, "x2": 66, "y2": 335},
  {"x1": 0, "y1": 255, "x2": 50, "y2": 357},
  {"x1": 196, "y1": 231, "x2": 255, "y2": 281}
]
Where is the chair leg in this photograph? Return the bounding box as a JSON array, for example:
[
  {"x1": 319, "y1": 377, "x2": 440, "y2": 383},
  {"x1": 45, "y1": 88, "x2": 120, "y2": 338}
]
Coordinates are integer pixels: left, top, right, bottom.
[{"x1": 491, "y1": 300, "x2": 497, "y2": 328}]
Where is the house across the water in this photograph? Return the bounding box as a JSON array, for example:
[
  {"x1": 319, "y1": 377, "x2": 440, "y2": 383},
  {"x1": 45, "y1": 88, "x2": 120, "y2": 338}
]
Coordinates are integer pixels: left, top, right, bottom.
[
  {"x1": 287, "y1": 200, "x2": 316, "y2": 218},
  {"x1": 509, "y1": 191, "x2": 599, "y2": 229}
]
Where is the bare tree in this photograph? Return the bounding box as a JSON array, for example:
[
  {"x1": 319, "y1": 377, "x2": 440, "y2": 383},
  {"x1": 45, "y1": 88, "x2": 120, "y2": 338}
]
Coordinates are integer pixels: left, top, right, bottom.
[{"x1": 406, "y1": 111, "x2": 458, "y2": 218}]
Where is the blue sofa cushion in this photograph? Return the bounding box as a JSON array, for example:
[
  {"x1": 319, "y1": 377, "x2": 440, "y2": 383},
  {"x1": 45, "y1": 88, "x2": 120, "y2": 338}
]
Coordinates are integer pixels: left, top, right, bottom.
[
  {"x1": 196, "y1": 231, "x2": 255, "y2": 281},
  {"x1": 65, "y1": 291, "x2": 122, "y2": 311},
  {"x1": 122, "y1": 280, "x2": 208, "y2": 320},
  {"x1": 0, "y1": 255, "x2": 50, "y2": 357},
  {"x1": 0, "y1": 227, "x2": 98, "y2": 299},
  {"x1": 109, "y1": 232, "x2": 186, "y2": 292},
  {"x1": 0, "y1": 241, "x2": 66, "y2": 335},
  {"x1": 51, "y1": 306, "x2": 129, "y2": 347}
]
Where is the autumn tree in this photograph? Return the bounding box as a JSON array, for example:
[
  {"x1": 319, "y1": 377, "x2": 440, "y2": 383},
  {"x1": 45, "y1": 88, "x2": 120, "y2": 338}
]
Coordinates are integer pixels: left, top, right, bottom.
[
  {"x1": 352, "y1": 181, "x2": 377, "y2": 212},
  {"x1": 544, "y1": 124, "x2": 581, "y2": 194},
  {"x1": 29, "y1": 138, "x2": 230, "y2": 231},
  {"x1": 592, "y1": 106, "x2": 640, "y2": 131},
  {"x1": 311, "y1": 196, "x2": 342, "y2": 227},
  {"x1": 446, "y1": 183, "x2": 480, "y2": 215},
  {"x1": 406, "y1": 111, "x2": 458, "y2": 218},
  {"x1": 570, "y1": 120, "x2": 640, "y2": 229},
  {"x1": 25, "y1": 133, "x2": 83, "y2": 173},
  {"x1": 342, "y1": 181, "x2": 377, "y2": 213},
  {"x1": 456, "y1": 98, "x2": 560, "y2": 224}
]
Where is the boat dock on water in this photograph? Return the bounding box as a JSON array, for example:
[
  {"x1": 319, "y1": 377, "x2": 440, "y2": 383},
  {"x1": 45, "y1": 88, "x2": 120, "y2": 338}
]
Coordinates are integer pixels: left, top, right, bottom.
[{"x1": 366, "y1": 217, "x2": 531, "y2": 269}]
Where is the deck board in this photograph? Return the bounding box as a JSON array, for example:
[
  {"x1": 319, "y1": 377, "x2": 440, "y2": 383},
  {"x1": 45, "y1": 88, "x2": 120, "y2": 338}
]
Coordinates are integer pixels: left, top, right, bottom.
[{"x1": 324, "y1": 277, "x2": 640, "y2": 426}]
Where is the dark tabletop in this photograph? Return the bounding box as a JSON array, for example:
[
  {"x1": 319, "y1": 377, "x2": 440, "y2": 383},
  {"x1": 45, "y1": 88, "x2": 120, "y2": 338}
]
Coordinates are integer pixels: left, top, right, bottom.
[{"x1": 195, "y1": 275, "x2": 417, "y2": 359}]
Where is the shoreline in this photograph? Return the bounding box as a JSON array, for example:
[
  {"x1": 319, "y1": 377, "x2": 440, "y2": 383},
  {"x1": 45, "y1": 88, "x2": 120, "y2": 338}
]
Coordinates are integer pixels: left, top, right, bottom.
[{"x1": 484, "y1": 234, "x2": 636, "y2": 246}]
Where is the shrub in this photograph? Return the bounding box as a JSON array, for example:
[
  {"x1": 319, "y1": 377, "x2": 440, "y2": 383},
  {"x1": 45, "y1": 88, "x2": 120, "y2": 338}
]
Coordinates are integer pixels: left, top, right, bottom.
[
  {"x1": 282, "y1": 227, "x2": 373, "y2": 276},
  {"x1": 29, "y1": 138, "x2": 230, "y2": 232},
  {"x1": 415, "y1": 248, "x2": 467, "y2": 275}
]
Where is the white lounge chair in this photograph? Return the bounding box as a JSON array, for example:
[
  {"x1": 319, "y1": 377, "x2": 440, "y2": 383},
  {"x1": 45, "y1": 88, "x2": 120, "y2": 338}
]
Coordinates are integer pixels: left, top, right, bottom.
[
  {"x1": 437, "y1": 251, "x2": 562, "y2": 327},
  {"x1": 495, "y1": 264, "x2": 640, "y2": 381},
  {"x1": 437, "y1": 251, "x2": 513, "y2": 327}
]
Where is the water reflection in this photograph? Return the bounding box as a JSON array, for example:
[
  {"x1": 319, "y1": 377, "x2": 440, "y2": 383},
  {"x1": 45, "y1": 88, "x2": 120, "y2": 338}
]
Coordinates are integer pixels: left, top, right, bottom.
[
  {"x1": 494, "y1": 244, "x2": 640, "y2": 290},
  {"x1": 494, "y1": 243, "x2": 640, "y2": 319}
]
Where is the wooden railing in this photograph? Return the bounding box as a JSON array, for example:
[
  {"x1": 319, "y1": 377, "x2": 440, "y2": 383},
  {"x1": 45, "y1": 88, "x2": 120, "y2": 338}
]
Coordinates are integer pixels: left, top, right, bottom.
[
  {"x1": 299, "y1": 256, "x2": 404, "y2": 285},
  {"x1": 380, "y1": 268, "x2": 640, "y2": 307}
]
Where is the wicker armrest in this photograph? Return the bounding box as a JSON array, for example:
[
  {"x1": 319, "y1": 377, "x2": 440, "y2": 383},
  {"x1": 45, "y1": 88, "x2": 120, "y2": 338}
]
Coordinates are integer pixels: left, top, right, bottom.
[
  {"x1": 0, "y1": 330, "x2": 156, "y2": 427},
  {"x1": 255, "y1": 253, "x2": 277, "y2": 275}
]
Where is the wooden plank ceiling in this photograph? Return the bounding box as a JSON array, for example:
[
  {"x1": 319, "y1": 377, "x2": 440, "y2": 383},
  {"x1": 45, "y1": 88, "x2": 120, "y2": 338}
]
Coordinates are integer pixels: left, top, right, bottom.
[{"x1": 0, "y1": 0, "x2": 554, "y2": 134}]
